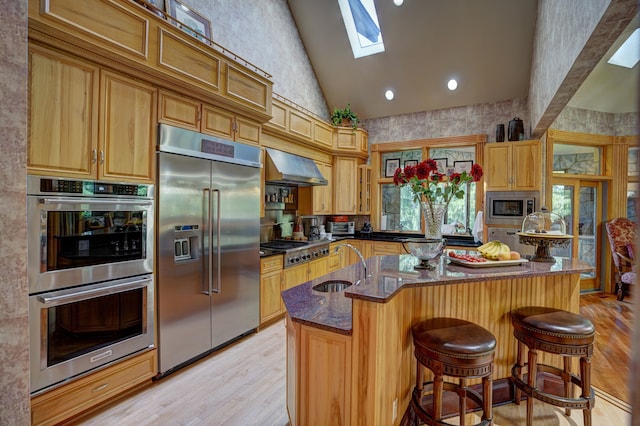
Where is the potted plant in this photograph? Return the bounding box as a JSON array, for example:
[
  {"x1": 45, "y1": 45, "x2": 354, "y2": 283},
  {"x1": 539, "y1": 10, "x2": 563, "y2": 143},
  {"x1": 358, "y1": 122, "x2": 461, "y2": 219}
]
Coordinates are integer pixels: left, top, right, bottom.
[{"x1": 331, "y1": 104, "x2": 360, "y2": 130}]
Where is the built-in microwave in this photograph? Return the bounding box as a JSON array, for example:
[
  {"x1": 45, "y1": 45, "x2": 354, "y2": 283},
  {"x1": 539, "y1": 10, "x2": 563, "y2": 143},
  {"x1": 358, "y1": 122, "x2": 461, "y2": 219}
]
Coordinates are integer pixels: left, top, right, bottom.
[{"x1": 485, "y1": 191, "x2": 539, "y2": 226}]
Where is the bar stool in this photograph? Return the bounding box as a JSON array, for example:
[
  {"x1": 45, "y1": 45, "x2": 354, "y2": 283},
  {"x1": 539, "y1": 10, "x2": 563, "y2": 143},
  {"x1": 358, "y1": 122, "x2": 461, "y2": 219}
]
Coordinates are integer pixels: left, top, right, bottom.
[
  {"x1": 411, "y1": 317, "x2": 496, "y2": 426},
  {"x1": 511, "y1": 306, "x2": 596, "y2": 426}
]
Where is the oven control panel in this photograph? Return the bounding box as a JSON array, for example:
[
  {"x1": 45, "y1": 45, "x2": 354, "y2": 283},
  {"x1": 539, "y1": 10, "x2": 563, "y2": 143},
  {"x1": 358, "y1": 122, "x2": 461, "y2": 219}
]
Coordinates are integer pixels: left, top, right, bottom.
[{"x1": 29, "y1": 176, "x2": 153, "y2": 198}]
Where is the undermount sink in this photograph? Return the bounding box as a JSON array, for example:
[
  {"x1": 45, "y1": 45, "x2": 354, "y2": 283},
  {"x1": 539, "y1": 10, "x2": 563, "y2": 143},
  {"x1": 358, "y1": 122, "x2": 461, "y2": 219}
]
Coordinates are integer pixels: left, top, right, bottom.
[{"x1": 312, "y1": 280, "x2": 353, "y2": 293}]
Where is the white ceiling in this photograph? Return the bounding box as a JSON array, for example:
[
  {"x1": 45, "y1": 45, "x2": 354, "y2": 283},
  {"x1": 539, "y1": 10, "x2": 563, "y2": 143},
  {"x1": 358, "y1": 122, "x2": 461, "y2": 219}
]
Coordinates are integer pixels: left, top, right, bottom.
[
  {"x1": 568, "y1": 13, "x2": 639, "y2": 114},
  {"x1": 287, "y1": 0, "x2": 638, "y2": 121}
]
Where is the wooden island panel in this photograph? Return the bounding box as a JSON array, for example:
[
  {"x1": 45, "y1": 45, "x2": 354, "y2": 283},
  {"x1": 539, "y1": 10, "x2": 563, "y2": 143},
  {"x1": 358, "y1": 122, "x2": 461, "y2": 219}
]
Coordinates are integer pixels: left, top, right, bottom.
[{"x1": 350, "y1": 272, "x2": 582, "y2": 425}]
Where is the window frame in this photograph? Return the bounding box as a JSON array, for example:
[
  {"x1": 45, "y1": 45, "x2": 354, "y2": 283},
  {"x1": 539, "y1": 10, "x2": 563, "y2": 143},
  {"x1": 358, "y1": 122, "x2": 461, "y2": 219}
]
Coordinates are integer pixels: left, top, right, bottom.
[{"x1": 370, "y1": 134, "x2": 487, "y2": 236}]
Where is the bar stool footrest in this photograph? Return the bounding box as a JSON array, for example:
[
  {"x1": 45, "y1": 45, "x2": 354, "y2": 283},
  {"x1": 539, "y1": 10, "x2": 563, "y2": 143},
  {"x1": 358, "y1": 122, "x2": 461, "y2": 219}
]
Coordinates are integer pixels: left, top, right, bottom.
[
  {"x1": 511, "y1": 363, "x2": 595, "y2": 410},
  {"x1": 412, "y1": 381, "x2": 491, "y2": 426}
]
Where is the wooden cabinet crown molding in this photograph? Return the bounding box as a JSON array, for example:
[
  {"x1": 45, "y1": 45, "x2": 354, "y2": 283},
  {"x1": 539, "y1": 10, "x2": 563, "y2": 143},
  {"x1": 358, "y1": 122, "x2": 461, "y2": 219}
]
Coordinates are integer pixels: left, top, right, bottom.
[
  {"x1": 28, "y1": 0, "x2": 273, "y2": 124},
  {"x1": 263, "y1": 94, "x2": 369, "y2": 159}
]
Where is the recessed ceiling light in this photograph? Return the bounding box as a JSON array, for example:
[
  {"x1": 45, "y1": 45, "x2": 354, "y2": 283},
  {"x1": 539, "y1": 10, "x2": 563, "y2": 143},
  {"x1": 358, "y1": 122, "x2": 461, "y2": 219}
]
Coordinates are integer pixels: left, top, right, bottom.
[
  {"x1": 385, "y1": 89, "x2": 395, "y2": 100},
  {"x1": 393, "y1": 0, "x2": 404, "y2": 6},
  {"x1": 607, "y1": 28, "x2": 640, "y2": 69},
  {"x1": 447, "y1": 79, "x2": 458, "y2": 91}
]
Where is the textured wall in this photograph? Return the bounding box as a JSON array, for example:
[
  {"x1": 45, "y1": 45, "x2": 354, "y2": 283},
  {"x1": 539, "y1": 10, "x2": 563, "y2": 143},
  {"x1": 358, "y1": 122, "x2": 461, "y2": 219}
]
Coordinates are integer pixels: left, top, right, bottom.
[
  {"x1": 364, "y1": 98, "x2": 529, "y2": 144},
  {"x1": 528, "y1": 0, "x2": 638, "y2": 137},
  {"x1": 0, "y1": 0, "x2": 29, "y2": 424},
  {"x1": 528, "y1": 0, "x2": 610, "y2": 136},
  {"x1": 552, "y1": 106, "x2": 640, "y2": 136},
  {"x1": 177, "y1": 0, "x2": 330, "y2": 120}
]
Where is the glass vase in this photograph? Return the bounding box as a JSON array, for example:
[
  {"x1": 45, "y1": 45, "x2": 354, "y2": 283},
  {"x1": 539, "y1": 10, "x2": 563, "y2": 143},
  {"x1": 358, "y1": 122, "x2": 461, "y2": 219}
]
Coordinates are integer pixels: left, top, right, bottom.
[
  {"x1": 402, "y1": 202, "x2": 447, "y2": 270},
  {"x1": 421, "y1": 201, "x2": 446, "y2": 240}
]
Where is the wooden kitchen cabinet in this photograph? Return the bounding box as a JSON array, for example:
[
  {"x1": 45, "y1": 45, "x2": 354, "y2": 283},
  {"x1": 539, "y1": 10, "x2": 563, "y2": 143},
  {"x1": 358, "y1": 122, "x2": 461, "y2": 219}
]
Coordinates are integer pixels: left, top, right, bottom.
[
  {"x1": 299, "y1": 161, "x2": 332, "y2": 215},
  {"x1": 283, "y1": 257, "x2": 329, "y2": 291},
  {"x1": 358, "y1": 165, "x2": 371, "y2": 214},
  {"x1": 28, "y1": 46, "x2": 99, "y2": 179},
  {"x1": 373, "y1": 240, "x2": 404, "y2": 256},
  {"x1": 328, "y1": 242, "x2": 345, "y2": 272},
  {"x1": 31, "y1": 349, "x2": 156, "y2": 426},
  {"x1": 283, "y1": 263, "x2": 309, "y2": 291},
  {"x1": 334, "y1": 127, "x2": 368, "y2": 155},
  {"x1": 261, "y1": 250, "x2": 330, "y2": 326},
  {"x1": 260, "y1": 255, "x2": 284, "y2": 326},
  {"x1": 159, "y1": 90, "x2": 261, "y2": 145},
  {"x1": 485, "y1": 140, "x2": 541, "y2": 191},
  {"x1": 287, "y1": 319, "x2": 352, "y2": 426},
  {"x1": 28, "y1": 46, "x2": 156, "y2": 183},
  {"x1": 334, "y1": 156, "x2": 365, "y2": 214},
  {"x1": 342, "y1": 239, "x2": 372, "y2": 266},
  {"x1": 100, "y1": 70, "x2": 156, "y2": 183},
  {"x1": 308, "y1": 257, "x2": 328, "y2": 281}
]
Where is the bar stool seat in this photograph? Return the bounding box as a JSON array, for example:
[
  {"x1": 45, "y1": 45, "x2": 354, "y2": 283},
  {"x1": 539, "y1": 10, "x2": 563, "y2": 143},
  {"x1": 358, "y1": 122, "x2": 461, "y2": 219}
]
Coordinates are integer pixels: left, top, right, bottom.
[
  {"x1": 511, "y1": 306, "x2": 596, "y2": 426},
  {"x1": 411, "y1": 317, "x2": 496, "y2": 426}
]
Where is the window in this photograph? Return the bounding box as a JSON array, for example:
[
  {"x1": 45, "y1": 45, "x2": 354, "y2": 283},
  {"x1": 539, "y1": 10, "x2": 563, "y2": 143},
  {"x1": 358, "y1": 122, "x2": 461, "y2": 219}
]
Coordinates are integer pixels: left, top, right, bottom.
[
  {"x1": 628, "y1": 146, "x2": 639, "y2": 220},
  {"x1": 338, "y1": 0, "x2": 385, "y2": 58},
  {"x1": 553, "y1": 143, "x2": 602, "y2": 174},
  {"x1": 379, "y1": 146, "x2": 479, "y2": 235}
]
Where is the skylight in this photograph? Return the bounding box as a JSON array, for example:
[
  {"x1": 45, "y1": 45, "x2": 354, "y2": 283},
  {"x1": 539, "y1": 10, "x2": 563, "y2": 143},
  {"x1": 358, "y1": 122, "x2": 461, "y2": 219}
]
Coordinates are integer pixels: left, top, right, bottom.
[
  {"x1": 607, "y1": 28, "x2": 640, "y2": 69},
  {"x1": 338, "y1": 0, "x2": 385, "y2": 59}
]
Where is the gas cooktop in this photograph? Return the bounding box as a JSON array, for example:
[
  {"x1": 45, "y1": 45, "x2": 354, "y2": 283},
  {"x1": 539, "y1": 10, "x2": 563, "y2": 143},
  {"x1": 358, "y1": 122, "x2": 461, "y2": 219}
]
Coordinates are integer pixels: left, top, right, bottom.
[{"x1": 260, "y1": 239, "x2": 330, "y2": 267}]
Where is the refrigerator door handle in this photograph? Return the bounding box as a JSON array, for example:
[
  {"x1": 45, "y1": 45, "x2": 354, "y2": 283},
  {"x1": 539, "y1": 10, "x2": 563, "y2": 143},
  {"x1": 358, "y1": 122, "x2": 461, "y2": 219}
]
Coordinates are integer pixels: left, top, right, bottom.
[
  {"x1": 212, "y1": 189, "x2": 221, "y2": 294},
  {"x1": 202, "y1": 188, "x2": 212, "y2": 296}
]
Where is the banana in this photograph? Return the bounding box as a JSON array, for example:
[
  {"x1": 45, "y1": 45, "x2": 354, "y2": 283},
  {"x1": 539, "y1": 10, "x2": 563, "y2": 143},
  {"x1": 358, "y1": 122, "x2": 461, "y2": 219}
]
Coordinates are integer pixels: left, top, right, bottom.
[{"x1": 479, "y1": 241, "x2": 511, "y2": 260}]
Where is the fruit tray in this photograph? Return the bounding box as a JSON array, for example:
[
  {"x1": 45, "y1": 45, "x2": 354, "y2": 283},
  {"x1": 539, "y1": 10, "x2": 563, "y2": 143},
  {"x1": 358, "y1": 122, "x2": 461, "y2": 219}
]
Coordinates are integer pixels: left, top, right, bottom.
[{"x1": 446, "y1": 256, "x2": 529, "y2": 268}]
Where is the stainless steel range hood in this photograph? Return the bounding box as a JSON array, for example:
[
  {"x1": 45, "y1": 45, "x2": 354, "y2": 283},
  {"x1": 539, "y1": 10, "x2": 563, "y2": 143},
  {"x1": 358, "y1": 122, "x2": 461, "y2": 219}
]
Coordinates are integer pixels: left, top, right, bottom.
[{"x1": 265, "y1": 148, "x2": 328, "y2": 186}]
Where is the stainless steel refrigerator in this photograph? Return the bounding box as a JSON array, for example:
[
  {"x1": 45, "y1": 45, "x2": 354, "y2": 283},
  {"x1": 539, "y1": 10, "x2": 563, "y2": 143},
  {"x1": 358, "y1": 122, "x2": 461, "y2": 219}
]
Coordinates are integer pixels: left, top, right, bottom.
[{"x1": 156, "y1": 124, "x2": 261, "y2": 375}]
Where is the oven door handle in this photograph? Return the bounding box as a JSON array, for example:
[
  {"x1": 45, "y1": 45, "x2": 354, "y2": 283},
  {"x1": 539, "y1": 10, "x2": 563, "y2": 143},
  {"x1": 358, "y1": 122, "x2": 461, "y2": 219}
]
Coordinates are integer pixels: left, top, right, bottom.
[
  {"x1": 39, "y1": 197, "x2": 152, "y2": 206},
  {"x1": 37, "y1": 277, "x2": 151, "y2": 307}
]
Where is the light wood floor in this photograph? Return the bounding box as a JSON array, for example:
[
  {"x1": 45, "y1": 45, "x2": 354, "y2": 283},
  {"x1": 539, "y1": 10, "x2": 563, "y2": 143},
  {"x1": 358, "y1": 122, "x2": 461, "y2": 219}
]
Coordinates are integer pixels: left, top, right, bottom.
[{"x1": 75, "y1": 294, "x2": 633, "y2": 426}]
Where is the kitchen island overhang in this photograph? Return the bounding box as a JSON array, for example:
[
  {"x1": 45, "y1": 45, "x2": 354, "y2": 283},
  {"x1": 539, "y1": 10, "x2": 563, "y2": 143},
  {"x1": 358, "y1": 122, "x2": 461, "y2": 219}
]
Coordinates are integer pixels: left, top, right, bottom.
[{"x1": 282, "y1": 253, "x2": 594, "y2": 426}]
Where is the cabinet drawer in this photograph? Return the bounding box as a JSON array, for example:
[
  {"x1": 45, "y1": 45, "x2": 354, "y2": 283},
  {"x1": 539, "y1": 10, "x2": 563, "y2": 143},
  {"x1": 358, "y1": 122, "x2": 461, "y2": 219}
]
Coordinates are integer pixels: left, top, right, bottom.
[
  {"x1": 31, "y1": 349, "x2": 156, "y2": 426},
  {"x1": 374, "y1": 241, "x2": 404, "y2": 255},
  {"x1": 260, "y1": 255, "x2": 283, "y2": 274}
]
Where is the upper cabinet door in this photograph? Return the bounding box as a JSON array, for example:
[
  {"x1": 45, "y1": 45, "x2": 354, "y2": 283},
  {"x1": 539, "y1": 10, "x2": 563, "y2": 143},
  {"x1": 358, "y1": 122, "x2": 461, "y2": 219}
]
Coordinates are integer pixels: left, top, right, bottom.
[
  {"x1": 158, "y1": 90, "x2": 201, "y2": 131},
  {"x1": 485, "y1": 141, "x2": 540, "y2": 191},
  {"x1": 485, "y1": 144, "x2": 512, "y2": 191},
  {"x1": 28, "y1": 46, "x2": 99, "y2": 178},
  {"x1": 333, "y1": 157, "x2": 360, "y2": 214},
  {"x1": 100, "y1": 70, "x2": 157, "y2": 183},
  {"x1": 512, "y1": 142, "x2": 541, "y2": 191}
]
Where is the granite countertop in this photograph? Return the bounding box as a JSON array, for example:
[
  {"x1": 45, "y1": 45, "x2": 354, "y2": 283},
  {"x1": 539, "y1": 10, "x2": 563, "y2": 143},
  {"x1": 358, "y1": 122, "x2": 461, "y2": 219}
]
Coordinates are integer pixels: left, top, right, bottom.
[
  {"x1": 281, "y1": 252, "x2": 594, "y2": 335},
  {"x1": 260, "y1": 233, "x2": 479, "y2": 258}
]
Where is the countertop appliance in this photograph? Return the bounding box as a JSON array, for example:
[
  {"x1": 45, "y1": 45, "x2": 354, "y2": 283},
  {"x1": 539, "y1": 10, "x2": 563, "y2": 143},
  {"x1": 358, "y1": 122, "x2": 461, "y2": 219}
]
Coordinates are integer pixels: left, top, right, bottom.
[
  {"x1": 327, "y1": 221, "x2": 355, "y2": 235},
  {"x1": 157, "y1": 124, "x2": 261, "y2": 376},
  {"x1": 260, "y1": 240, "x2": 330, "y2": 268},
  {"x1": 485, "y1": 191, "x2": 539, "y2": 226}
]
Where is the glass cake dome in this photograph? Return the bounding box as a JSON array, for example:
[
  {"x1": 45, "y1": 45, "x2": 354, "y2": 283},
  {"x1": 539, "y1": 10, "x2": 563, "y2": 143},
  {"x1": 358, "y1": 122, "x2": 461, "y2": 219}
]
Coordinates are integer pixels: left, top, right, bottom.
[{"x1": 521, "y1": 207, "x2": 567, "y2": 235}]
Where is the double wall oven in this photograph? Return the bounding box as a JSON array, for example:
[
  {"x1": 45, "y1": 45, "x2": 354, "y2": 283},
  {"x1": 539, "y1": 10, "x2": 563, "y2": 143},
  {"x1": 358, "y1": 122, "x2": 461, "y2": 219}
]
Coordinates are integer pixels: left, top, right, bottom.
[{"x1": 27, "y1": 176, "x2": 155, "y2": 394}]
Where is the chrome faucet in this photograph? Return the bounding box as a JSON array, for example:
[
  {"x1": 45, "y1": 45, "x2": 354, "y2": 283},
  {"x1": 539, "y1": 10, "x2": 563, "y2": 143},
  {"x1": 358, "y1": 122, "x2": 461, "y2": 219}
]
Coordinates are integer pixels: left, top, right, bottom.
[{"x1": 334, "y1": 243, "x2": 367, "y2": 280}]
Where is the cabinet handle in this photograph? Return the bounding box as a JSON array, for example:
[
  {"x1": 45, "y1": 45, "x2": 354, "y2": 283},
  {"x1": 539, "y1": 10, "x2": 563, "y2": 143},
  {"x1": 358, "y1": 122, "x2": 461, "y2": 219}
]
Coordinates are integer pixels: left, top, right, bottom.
[
  {"x1": 92, "y1": 383, "x2": 109, "y2": 393},
  {"x1": 92, "y1": 149, "x2": 97, "y2": 164},
  {"x1": 197, "y1": 109, "x2": 201, "y2": 123},
  {"x1": 100, "y1": 150, "x2": 105, "y2": 165}
]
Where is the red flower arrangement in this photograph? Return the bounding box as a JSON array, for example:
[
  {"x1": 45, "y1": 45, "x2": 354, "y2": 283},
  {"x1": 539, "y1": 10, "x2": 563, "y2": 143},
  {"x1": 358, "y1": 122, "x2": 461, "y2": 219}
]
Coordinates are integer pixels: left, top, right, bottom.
[{"x1": 393, "y1": 159, "x2": 483, "y2": 210}]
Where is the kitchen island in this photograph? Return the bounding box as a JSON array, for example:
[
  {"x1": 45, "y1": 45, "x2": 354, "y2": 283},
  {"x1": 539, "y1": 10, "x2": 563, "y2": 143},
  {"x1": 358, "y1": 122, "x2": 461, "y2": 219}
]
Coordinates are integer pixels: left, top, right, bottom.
[{"x1": 281, "y1": 252, "x2": 593, "y2": 426}]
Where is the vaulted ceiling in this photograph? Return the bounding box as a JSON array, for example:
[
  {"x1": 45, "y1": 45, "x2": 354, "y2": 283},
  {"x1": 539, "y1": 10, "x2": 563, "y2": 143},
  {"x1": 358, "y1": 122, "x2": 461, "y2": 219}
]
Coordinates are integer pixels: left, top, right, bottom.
[{"x1": 287, "y1": 0, "x2": 638, "y2": 121}]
